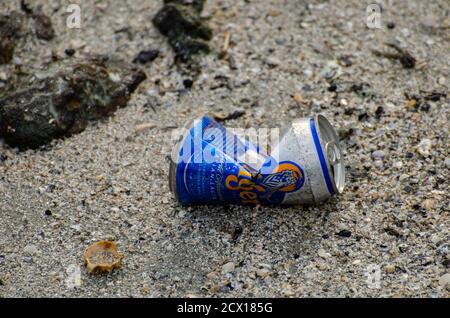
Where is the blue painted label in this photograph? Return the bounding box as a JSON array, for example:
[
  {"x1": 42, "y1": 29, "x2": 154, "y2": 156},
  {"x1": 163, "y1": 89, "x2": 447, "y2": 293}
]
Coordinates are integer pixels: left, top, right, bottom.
[{"x1": 174, "y1": 116, "x2": 305, "y2": 205}]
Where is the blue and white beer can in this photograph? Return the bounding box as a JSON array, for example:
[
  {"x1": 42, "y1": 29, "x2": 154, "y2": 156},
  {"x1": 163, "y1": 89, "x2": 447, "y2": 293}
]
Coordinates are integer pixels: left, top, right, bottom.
[{"x1": 169, "y1": 114, "x2": 345, "y2": 205}]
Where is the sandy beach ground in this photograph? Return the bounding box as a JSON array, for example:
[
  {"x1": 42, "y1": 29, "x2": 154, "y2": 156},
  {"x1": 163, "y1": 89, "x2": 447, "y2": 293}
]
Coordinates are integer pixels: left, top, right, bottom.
[{"x1": 0, "y1": 0, "x2": 449, "y2": 297}]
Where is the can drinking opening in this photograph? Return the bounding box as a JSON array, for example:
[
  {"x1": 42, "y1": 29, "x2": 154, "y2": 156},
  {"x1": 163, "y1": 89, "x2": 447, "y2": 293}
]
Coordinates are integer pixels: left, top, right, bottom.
[{"x1": 316, "y1": 115, "x2": 345, "y2": 194}]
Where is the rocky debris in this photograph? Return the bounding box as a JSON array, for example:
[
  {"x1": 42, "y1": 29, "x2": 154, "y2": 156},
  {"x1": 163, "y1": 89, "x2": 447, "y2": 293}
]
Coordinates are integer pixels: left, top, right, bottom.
[
  {"x1": 0, "y1": 56, "x2": 146, "y2": 149},
  {"x1": 404, "y1": 90, "x2": 447, "y2": 112},
  {"x1": 83, "y1": 241, "x2": 123, "y2": 274},
  {"x1": 0, "y1": 10, "x2": 55, "y2": 64},
  {"x1": 152, "y1": 0, "x2": 212, "y2": 64}
]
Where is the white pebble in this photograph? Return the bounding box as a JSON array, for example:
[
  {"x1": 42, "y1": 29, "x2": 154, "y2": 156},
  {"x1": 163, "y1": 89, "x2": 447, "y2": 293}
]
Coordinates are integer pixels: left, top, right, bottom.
[
  {"x1": 393, "y1": 161, "x2": 403, "y2": 169},
  {"x1": 23, "y1": 244, "x2": 39, "y2": 256},
  {"x1": 318, "y1": 248, "x2": 331, "y2": 259},
  {"x1": 221, "y1": 262, "x2": 235, "y2": 274},
  {"x1": 372, "y1": 150, "x2": 385, "y2": 159},
  {"x1": 417, "y1": 139, "x2": 432, "y2": 157}
]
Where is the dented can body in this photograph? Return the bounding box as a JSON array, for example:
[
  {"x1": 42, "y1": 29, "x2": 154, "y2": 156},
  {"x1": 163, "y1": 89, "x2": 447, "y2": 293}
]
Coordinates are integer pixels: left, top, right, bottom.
[{"x1": 169, "y1": 114, "x2": 344, "y2": 205}]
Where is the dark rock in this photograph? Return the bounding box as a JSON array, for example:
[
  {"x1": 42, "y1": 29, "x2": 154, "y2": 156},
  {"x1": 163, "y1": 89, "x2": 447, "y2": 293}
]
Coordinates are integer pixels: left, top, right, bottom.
[
  {"x1": 327, "y1": 82, "x2": 337, "y2": 92},
  {"x1": 20, "y1": 0, "x2": 33, "y2": 14},
  {"x1": 44, "y1": 209, "x2": 52, "y2": 216},
  {"x1": 65, "y1": 48, "x2": 76, "y2": 56},
  {"x1": 0, "y1": 11, "x2": 26, "y2": 64},
  {"x1": 152, "y1": 0, "x2": 212, "y2": 63},
  {"x1": 403, "y1": 185, "x2": 413, "y2": 193},
  {"x1": 375, "y1": 106, "x2": 384, "y2": 118},
  {"x1": 133, "y1": 49, "x2": 160, "y2": 64},
  {"x1": 183, "y1": 78, "x2": 193, "y2": 88},
  {"x1": 419, "y1": 103, "x2": 431, "y2": 112},
  {"x1": 32, "y1": 13, "x2": 55, "y2": 40},
  {"x1": 384, "y1": 227, "x2": 402, "y2": 238},
  {"x1": 386, "y1": 22, "x2": 395, "y2": 29},
  {"x1": 336, "y1": 230, "x2": 352, "y2": 238},
  {"x1": 358, "y1": 112, "x2": 368, "y2": 121},
  {"x1": 231, "y1": 226, "x2": 243, "y2": 241},
  {"x1": 0, "y1": 56, "x2": 146, "y2": 149},
  {"x1": 344, "y1": 108, "x2": 354, "y2": 115}
]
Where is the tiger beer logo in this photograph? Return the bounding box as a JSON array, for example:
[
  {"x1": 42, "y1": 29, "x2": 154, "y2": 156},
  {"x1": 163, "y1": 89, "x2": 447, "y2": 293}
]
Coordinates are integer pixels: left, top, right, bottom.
[{"x1": 225, "y1": 161, "x2": 304, "y2": 204}]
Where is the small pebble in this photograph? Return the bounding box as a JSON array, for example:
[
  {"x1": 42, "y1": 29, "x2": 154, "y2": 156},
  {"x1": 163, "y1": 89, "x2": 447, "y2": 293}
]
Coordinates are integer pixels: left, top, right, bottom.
[
  {"x1": 393, "y1": 161, "x2": 403, "y2": 169},
  {"x1": 23, "y1": 244, "x2": 39, "y2": 256},
  {"x1": 439, "y1": 273, "x2": 450, "y2": 291},
  {"x1": 221, "y1": 262, "x2": 235, "y2": 274},
  {"x1": 372, "y1": 150, "x2": 385, "y2": 159},
  {"x1": 421, "y1": 199, "x2": 435, "y2": 211},
  {"x1": 416, "y1": 139, "x2": 432, "y2": 157},
  {"x1": 64, "y1": 48, "x2": 75, "y2": 56},
  {"x1": 444, "y1": 158, "x2": 450, "y2": 169},
  {"x1": 374, "y1": 160, "x2": 384, "y2": 169},
  {"x1": 133, "y1": 49, "x2": 159, "y2": 64},
  {"x1": 256, "y1": 268, "x2": 272, "y2": 278},
  {"x1": 336, "y1": 229, "x2": 352, "y2": 238},
  {"x1": 183, "y1": 78, "x2": 193, "y2": 89},
  {"x1": 387, "y1": 22, "x2": 396, "y2": 29},
  {"x1": 318, "y1": 248, "x2": 331, "y2": 259},
  {"x1": 384, "y1": 265, "x2": 396, "y2": 274},
  {"x1": 265, "y1": 56, "x2": 280, "y2": 68}
]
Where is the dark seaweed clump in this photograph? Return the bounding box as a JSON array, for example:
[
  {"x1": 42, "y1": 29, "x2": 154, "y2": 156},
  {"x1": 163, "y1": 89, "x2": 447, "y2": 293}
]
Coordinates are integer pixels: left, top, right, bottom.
[
  {"x1": 0, "y1": 57, "x2": 146, "y2": 149},
  {"x1": 153, "y1": 0, "x2": 212, "y2": 63}
]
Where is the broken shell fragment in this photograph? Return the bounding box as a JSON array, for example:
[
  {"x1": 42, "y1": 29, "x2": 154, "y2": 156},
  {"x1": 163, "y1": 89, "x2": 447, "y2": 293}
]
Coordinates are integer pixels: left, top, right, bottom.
[{"x1": 83, "y1": 241, "x2": 123, "y2": 274}]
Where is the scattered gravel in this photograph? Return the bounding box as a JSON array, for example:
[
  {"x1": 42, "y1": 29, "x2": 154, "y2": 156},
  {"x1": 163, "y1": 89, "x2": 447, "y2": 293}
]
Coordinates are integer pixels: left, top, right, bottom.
[{"x1": 0, "y1": 0, "x2": 448, "y2": 298}]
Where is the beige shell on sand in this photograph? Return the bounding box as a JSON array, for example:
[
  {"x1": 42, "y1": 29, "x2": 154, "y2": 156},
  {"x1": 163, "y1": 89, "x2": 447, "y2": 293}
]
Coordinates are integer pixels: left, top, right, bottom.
[{"x1": 83, "y1": 241, "x2": 123, "y2": 274}]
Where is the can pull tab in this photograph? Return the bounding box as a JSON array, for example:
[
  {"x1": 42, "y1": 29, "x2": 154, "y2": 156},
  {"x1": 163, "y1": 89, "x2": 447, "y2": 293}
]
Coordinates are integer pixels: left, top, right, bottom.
[{"x1": 325, "y1": 141, "x2": 341, "y2": 165}]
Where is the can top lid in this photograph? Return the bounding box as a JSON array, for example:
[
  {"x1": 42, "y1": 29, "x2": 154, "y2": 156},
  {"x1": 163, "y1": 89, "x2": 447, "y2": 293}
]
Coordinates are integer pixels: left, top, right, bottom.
[{"x1": 315, "y1": 115, "x2": 345, "y2": 194}]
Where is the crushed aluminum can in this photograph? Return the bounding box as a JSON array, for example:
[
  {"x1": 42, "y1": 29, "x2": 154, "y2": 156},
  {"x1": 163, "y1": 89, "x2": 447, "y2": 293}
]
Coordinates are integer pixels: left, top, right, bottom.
[{"x1": 169, "y1": 114, "x2": 345, "y2": 205}]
